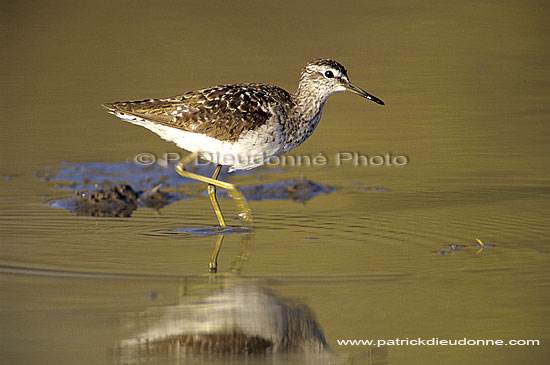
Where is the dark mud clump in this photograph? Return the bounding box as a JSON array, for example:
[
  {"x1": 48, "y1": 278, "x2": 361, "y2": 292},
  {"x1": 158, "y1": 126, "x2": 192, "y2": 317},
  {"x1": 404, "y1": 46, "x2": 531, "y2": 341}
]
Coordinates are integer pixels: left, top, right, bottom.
[
  {"x1": 54, "y1": 184, "x2": 175, "y2": 217},
  {"x1": 72, "y1": 184, "x2": 138, "y2": 217},
  {"x1": 238, "y1": 178, "x2": 335, "y2": 202},
  {"x1": 138, "y1": 185, "x2": 175, "y2": 210}
]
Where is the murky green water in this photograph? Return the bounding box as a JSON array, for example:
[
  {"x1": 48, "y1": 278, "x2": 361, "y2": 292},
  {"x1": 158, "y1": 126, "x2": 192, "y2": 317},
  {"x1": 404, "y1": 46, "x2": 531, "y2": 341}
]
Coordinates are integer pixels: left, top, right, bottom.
[{"x1": 1, "y1": 1, "x2": 549, "y2": 364}]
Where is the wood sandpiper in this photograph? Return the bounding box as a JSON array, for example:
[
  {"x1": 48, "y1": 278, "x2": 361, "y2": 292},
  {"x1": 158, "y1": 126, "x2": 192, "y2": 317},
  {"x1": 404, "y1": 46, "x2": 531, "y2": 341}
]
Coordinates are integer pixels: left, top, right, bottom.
[{"x1": 102, "y1": 59, "x2": 384, "y2": 228}]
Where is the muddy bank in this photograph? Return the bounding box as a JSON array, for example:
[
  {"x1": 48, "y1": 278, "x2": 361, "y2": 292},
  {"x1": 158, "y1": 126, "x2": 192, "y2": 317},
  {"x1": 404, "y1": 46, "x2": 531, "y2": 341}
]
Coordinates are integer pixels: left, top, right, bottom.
[{"x1": 39, "y1": 162, "x2": 384, "y2": 216}]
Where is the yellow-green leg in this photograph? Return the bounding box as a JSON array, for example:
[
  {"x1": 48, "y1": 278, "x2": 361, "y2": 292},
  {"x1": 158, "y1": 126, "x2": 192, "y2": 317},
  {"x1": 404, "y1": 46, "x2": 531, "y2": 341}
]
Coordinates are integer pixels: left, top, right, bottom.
[
  {"x1": 209, "y1": 234, "x2": 224, "y2": 273},
  {"x1": 208, "y1": 165, "x2": 226, "y2": 228},
  {"x1": 175, "y1": 152, "x2": 252, "y2": 227}
]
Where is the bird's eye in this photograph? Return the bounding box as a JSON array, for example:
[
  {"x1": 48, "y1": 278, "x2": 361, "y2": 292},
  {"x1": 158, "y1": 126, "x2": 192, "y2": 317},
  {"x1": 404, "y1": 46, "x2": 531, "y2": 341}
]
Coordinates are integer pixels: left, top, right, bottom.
[{"x1": 324, "y1": 70, "x2": 334, "y2": 78}]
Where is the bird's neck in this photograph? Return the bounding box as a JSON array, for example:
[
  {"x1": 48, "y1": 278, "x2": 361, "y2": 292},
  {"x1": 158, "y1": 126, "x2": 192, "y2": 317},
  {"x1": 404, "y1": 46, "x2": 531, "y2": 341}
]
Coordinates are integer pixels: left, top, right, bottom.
[
  {"x1": 279, "y1": 84, "x2": 330, "y2": 152},
  {"x1": 291, "y1": 82, "x2": 329, "y2": 124}
]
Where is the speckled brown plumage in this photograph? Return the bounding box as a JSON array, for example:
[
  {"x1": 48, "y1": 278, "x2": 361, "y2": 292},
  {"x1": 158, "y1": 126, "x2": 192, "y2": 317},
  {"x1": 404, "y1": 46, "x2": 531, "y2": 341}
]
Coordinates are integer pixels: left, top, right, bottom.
[{"x1": 102, "y1": 83, "x2": 293, "y2": 142}]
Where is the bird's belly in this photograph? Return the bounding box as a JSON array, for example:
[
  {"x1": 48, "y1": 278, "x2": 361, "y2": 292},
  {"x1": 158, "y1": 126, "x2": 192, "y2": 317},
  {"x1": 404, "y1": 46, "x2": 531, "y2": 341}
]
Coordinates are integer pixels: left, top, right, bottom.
[
  {"x1": 196, "y1": 135, "x2": 285, "y2": 172},
  {"x1": 127, "y1": 118, "x2": 285, "y2": 171}
]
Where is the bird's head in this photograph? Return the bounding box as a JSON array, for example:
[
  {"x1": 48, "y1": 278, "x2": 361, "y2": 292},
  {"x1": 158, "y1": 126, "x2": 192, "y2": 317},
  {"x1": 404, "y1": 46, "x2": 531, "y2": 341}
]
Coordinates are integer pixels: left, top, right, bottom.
[{"x1": 299, "y1": 58, "x2": 384, "y2": 105}]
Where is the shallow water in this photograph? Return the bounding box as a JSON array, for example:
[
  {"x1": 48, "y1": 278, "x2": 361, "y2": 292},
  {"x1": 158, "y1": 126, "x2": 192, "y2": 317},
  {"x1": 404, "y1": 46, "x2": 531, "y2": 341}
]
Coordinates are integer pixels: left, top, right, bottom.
[{"x1": 1, "y1": 1, "x2": 549, "y2": 364}]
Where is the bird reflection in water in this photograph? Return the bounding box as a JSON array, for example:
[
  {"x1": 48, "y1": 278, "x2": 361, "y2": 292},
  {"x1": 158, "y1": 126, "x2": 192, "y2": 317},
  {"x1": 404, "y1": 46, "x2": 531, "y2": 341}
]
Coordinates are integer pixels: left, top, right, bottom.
[
  {"x1": 116, "y1": 280, "x2": 340, "y2": 364},
  {"x1": 115, "y1": 236, "x2": 387, "y2": 364}
]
